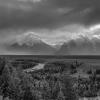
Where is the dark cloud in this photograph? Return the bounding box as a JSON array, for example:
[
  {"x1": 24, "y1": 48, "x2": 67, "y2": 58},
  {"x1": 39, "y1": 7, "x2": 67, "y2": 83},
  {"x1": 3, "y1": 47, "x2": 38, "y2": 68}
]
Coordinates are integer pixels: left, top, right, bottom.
[
  {"x1": 0, "y1": 0, "x2": 100, "y2": 30},
  {"x1": 85, "y1": 8, "x2": 100, "y2": 26}
]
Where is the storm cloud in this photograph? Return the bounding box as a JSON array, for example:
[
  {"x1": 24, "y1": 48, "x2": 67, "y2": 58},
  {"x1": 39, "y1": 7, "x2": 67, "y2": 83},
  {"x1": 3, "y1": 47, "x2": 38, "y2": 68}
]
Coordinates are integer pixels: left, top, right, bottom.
[{"x1": 0, "y1": 0, "x2": 100, "y2": 30}]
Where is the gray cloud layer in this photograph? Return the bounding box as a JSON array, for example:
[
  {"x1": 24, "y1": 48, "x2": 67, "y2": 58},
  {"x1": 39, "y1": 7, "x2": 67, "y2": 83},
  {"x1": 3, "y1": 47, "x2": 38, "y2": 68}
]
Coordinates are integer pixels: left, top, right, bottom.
[{"x1": 0, "y1": 0, "x2": 100, "y2": 30}]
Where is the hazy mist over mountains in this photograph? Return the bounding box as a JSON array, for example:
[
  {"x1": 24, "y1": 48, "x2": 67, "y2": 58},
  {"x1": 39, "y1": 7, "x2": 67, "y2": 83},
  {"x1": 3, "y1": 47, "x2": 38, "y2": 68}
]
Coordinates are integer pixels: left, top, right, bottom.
[
  {"x1": 5, "y1": 32, "x2": 56, "y2": 55},
  {"x1": 3, "y1": 32, "x2": 100, "y2": 55},
  {"x1": 57, "y1": 35, "x2": 100, "y2": 55}
]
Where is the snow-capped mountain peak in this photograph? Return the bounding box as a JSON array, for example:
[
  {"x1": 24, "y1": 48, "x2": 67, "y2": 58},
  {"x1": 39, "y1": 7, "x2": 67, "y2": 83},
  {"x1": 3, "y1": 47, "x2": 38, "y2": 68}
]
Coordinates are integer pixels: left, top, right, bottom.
[{"x1": 16, "y1": 32, "x2": 43, "y2": 46}]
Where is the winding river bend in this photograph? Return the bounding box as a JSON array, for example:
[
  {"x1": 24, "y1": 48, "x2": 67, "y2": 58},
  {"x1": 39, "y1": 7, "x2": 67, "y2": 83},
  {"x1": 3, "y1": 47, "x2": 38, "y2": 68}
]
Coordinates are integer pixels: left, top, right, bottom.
[{"x1": 24, "y1": 63, "x2": 45, "y2": 72}]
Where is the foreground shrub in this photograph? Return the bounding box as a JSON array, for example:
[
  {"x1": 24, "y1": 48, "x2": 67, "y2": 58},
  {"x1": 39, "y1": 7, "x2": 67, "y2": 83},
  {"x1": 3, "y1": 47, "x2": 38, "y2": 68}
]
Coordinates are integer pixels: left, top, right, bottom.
[{"x1": 59, "y1": 75, "x2": 78, "y2": 100}]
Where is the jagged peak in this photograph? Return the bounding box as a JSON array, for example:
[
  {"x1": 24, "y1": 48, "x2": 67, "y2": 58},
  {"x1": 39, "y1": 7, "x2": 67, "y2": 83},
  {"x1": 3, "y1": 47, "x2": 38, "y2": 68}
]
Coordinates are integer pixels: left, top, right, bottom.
[{"x1": 15, "y1": 32, "x2": 43, "y2": 46}]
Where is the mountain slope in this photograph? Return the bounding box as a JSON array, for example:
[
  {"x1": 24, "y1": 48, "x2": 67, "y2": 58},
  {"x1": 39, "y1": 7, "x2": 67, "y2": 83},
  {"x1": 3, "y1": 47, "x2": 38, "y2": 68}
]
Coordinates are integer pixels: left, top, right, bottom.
[
  {"x1": 6, "y1": 32, "x2": 56, "y2": 55},
  {"x1": 57, "y1": 35, "x2": 100, "y2": 55}
]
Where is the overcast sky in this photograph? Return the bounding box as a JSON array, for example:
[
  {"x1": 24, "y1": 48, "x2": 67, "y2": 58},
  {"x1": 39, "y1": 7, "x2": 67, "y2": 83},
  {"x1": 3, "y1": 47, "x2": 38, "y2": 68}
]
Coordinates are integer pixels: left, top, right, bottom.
[{"x1": 0, "y1": 0, "x2": 100, "y2": 54}]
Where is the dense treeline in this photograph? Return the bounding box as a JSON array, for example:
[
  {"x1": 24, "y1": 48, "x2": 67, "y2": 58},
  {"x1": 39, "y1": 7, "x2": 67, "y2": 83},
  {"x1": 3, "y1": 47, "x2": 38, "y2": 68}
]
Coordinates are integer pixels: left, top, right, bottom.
[
  {"x1": 0, "y1": 57, "x2": 78, "y2": 100},
  {"x1": 0, "y1": 57, "x2": 100, "y2": 100}
]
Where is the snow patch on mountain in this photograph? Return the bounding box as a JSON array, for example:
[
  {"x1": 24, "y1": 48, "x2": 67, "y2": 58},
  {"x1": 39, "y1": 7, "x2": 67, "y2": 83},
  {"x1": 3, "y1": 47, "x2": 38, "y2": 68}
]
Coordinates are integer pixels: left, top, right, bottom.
[{"x1": 15, "y1": 32, "x2": 43, "y2": 46}]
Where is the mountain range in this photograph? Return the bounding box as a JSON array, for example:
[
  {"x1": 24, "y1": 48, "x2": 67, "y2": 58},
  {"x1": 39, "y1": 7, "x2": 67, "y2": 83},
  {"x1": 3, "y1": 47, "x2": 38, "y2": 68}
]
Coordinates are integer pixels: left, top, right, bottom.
[
  {"x1": 6, "y1": 32, "x2": 56, "y2": 55},
  {"x1": 57, "y1": 35, "x2": 100, "y2": 55},
  {"x1": 5, "y1": 32, "x2": 100, "y2": 55}
]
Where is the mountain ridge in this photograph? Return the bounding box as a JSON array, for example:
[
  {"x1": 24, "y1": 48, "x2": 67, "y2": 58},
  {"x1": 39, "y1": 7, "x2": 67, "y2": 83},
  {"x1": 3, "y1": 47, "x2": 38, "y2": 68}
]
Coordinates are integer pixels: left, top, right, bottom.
[
  {"x1": 5, "y1": 32, "x2": 100, "y2": 55},
  {"x1": 57, "y1": 35, "x2": 100, "y2": 55},
  {"x1": 6, "y1": 32, "x2": 57, "y2": 55}
]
